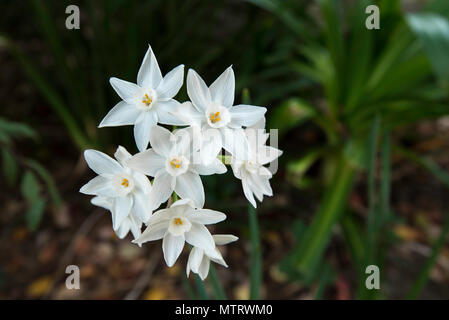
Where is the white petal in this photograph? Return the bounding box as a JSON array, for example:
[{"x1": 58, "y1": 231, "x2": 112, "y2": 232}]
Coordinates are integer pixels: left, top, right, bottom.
[
  {"x1": 134, "y1": 111, "x2": 158, "y2": 152},
  {"x1": 114, "y1": 145, "x2": 132, "y2": 165},
  {"x1": 242, "y1": 178, "x2": 257, "y2": 208},
  {"x1": 230, "y1": 104, "x2": 267, "y2": 127},
  {"x1": 149, "y1": 125, "x2": 174, "y2": 157},
  {"x1": 137, "y1": 45, "x2": 163, "y2": 88},
  {"x1": 146, "y1": 208, "x2": 172, "y2": 225},
  {"x1": 162, "y1": 232, "x2": 185, "y2": 267},
  {"x1": 257, "y1": 146, "x2": 283, "y2": 165},
  {"x1": 90, "y1": 196, "x2": 112, "y2": 210},
  {"x1": 172, "y1": 101, "x2": 203, "y2": 126},
  {"x1": 193, "y1": 157, "x2": 227, "y2": 175},
  {"x1": 222, "y1": 128, "x2": 249, "y2": 160},
  {"x1": 170, "y1": 198, "x2": 196, "y2": 209},
  {"x1": 185, "y1": 222, "x2": 215, "y2": 251},
  {"x1": 132, "y1": 171, "x2": 152, "y2": 194},
  {"x1": 99, "y1": 101, "x2": 141, "y2": 127},
  {"x1": 187, "y1": 69, "x2": 211, "y2": 112},
  {"x1": 116, "y1": 218, "x2": 131, "y2": 239},
  {"x1": 209, "y1": 66, "x2": 235, "y2": 108},
  {"x1": 132, "y1": 190, "x2": 152, "y2": 222},
  {"x1": 134, "y1": 220, "x2": 168, "y2": 245},
  {"x1": 248, "y1": 117, "x2": 266, "y2": 130},
  {"x1": 80, "y1": 175, "x2": 116, "y2": 197},
  {"x1": 156, "y1": 100, "x2": 186, "y2": 126},
  {"x1": 213, "y1": 234, "x2": 238, "y2": 245},
  {"x1": 187, "y1": 247, "x2": 204, "y2": 274},
  {"x1": 109, "y1": 77, "x2": 140, "y2": 104},
  {"x1": 188, "y1": 209, "x2": 226, "y2": 225},
  {"x1": 200, "y1": 129, "x2": 223, "y2": 165},
  {"x1": 112, "y1": 196, "x2": 133, "y2": 230},
  {"x1": 84, "y1": 149, "x2": 123, "y2": 175},
  {"x1": 149, "y1": 172, "x2": 175, "y2": 208},
  {"x1": 198, "y1": 255, "x2": 211, "y2": 280},
  {"x1": 126, "y1": 149, "x2": 165, "y2": 176},
  {"x1": 174, "y1": 172, "x2": 205, "y2": 208},
  {"x1": 156, "y1": 65, "x2": 184, "y2": 101},
  {"x1": 129, "y1": 214, "x2": 142, "y2": 241}
]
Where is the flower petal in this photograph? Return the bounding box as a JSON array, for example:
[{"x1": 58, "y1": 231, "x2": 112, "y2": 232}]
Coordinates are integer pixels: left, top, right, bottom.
[
  {"x1": 257, "y1": 146, "x2": 283, "y2": 165},
  {"x1": 149, "y1": 125, "x2": 174, "y2": 157},
  {"x1": 242, "y1": 178, "x2": 257, "y2": 208},
  {"x1": 127, "y1": 149, "x2": 165, "y2": 177},
  {"x1": 200, "y1": 129, "x2": 223, "y2": 164},
  {"x1": 99, "y1": 101, "x2": 141, "y2": 128},
  {"x1": 134, "y1": 111, "x2": 158, "y2": 152},
  {"x1": 90, "y1": 196, "x2": 112, "y2": 210},
  {"x1": 149, "y1": 172, "x2": 175, "y2": 209},
  {"x1": 192, "y1": 157, "x2": 227, "y2": 175},
  {"x1": 187, "y1": 247, "x2": 204, "y2": 275},
  {"x1": 172, "y1": 101, "x2": 204, "y2": 126},
  {"x1": 188, "y1": 209, "x2": 226, "y2": 225},
  {"x1": 132, "y1": 171, "x2": 152, "y2": 194},
  {"x1": 230, "y1": 104, "x2": 267, "y2": 127},
  {"x1": 174, "y1": 172, "x2": 205, "y2": 209},
  {"x1": 109, "y1": 77, "x2": 140, "y2": 104},
  {"x1": 156, "y1": 64, "x2": 184, "y2": 101},
  {"x1": 209, "y1": 66, "x2": 235, "y2": 108},
  {"x1": 137, "y1": 45, "x2": 163, "y2": 88},
  {"x1": 222, "y1": 128, "x2": 249, "y2": 160},
  {"x1": 84, "y1": 149, "x2": 123, "y2": 175},
  {"x1": 213, "y1": 234, "x2": 238, "y2": 245},
  {"x1": 156, "y1": 100, "x2": 186, "y2": 126},
  {"x1": 162, "y1": 233, "x2": 185, "y2": 267},
  {"x1": 132, "y1": 190, "x2": 152, "y2": 223},
  {"x1": 114, "y1": 145, "x2": 132, "y2": 165},
  {"x1": 185, "y1": 222, "x2": 215, "y2": 251},
  {"x1": 187, "y1": 69, "x2": 211, "y2": 112},
  {"x1": 134, "y1": 220, "x2": 168, "y2": 245},
  {"x1": 80, "y1": 175, "x2": 116, "y2": 197},
  {"x1": 197, "y1": 255, "x2": 211, "y2": 280},
  {"x1": 112, "y1": 196, "x2": 133, "y2": 230},
  {"x1": 116, "y1": 218, "x2": 131, "y2": 239}
]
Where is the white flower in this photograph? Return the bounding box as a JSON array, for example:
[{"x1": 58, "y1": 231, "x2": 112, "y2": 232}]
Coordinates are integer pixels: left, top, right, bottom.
[
  {"x1": 231, "y1": 119, "x2": 282, "y2": 208},
  {"x1": 133, "y1": 199, "x2": 226, "y2": 267},
  {"x1": 186, "y1": 234, "x2": 238, "y2": 280},
  {"x1": 99, "y1": 45, "x2": 185, "y2": 152},
  {"x1": 91, "y1": 196, "x2": 142, "y2": 241},
  {"x1": 173, "y1": 67, "x2": 267, "y2": 164},
  {"x1": 126, "y1": 125, "x2": 226, "y2": 209},
  {"x1": 80, "y1": 146, "x2": 153, "y2": 231}
]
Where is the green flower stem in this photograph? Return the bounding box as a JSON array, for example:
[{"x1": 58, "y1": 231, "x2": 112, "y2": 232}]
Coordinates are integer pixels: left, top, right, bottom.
[{"x1": 249, "y1": 203, "x2": 262, "y2": 299}]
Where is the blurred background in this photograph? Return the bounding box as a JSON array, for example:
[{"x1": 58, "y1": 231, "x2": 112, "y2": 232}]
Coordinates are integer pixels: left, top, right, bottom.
[{"x1": 1, "y1": 0, "x2": 449, "y2": 299}]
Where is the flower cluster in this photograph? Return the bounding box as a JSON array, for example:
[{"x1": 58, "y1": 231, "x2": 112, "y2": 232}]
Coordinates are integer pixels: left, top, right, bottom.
[{"x1": 80, "y1": 45, "x2": 282, "y2": 280}]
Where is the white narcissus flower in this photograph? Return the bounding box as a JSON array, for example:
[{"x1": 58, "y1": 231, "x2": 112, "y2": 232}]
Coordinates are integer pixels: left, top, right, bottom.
[
  {"x1": 231, "y1": 119, "x2": 282, "y2": 208},
  {"x1": 186, "y1": 234, "x2": 238, "y2": 280},
  {"x1": 99, "y1": 45, "x2": 185, "y2": 152},
  {"x1": 91, "y1": 196, "x2": 142, "y2": 241},
  {"x1": 126, "y1": 125, "x2": 226, "y2": 209},
  {"x1": 133, "y1": 199, "x2": 226, "y2": 267},
  {"x1": 80, "y1": 146, "x2": 153, "y2": 231},
  {"x1": 173, "y1": 67, "x2": 267, "y2": 164}
]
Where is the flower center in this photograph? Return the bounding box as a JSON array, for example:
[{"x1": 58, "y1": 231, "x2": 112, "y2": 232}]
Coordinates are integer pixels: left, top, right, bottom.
[
  {"x1": 168, "y1": 216, "x2": 192, "y2": 236},
  {"x1": 174, "y1": 217, "x2": 183, "y2": 226},
  {"x1": 142, "y1": 93, "x2": 153, "y2": 106},
  {"x1": 165, "y1": 156, "x2": 189, "y2": 176},
  {"x1": 170, "y1": 159, "x2": 181, "y2": 169},
  {"x1": 210, "y1": 111, "x2": 221, "y2": 123},
  {"x1": 121, "y1": 178, "x2": 130, "y2": 188}
]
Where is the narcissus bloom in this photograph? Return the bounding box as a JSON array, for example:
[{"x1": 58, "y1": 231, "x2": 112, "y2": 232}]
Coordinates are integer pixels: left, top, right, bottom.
[
  {"x1": 231, "y1": 120, "x2": 282, "y2": 208},
  {"x1": 186, "y1": 234, "x2": 238, "y2": 280},
  {"x1": 126, "y1": 125, "x2": 226, "y2": 209},
  {"x1": 133, "y1": 199, "x2": 226, "y2": 267},
  {"x1": 174, "y1": 67, "x2": 267, "y2": 164},
  {"x1": 80, "y1": 146, "x2": 152, "y2": 231},
  {"x1": 99, "y1": 45, "x2": 185, "y2": 152}
]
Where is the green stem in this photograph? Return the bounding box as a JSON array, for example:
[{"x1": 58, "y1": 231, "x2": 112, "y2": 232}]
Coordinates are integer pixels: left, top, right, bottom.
[
  {"x1": 249, "y1": 203, "x2": 262, "y2": 299},
  {"x1": 194, "y1": 274, "x2": 209, "y2": 300},
  {"x1": 208, "y1": 264, "x2": 227, "y2": 300}
]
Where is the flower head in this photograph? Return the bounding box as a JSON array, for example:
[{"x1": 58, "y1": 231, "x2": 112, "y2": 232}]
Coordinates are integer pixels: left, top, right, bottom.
[
  {"x1": 80, "y1": 146, "x2": 153, "y2": 230},
  {"x1": 186, "y1": 234, "x2": 238, "y2": 280},
  {"x1": 173, "y1": 67, "x2": 267, "y2": 164},
  {"x1": 133, "y1": 199, "x2": 227, "y2": 267},
  {"x1": 99, "y1": 45, "x2": 185, "y2": 152},
  {"x1": 126, "y1": 125, "x2": 226, "y2": 209},
  {"x1": 231, "y1": 119, "x2": 282, "y2": 208}
]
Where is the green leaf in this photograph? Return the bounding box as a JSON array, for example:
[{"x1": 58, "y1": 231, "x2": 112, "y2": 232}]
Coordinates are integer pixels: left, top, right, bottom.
[
  {"x1": 21, "y1": 171, "x2": 46, "y2": 231},
  {"x1": 0, "y1": 117, "x2": 37, "y2": 142},
  {"x1": 249, "y1": 203, "x2": 262, "y2": 299},
  {"x1": 406, "y1": 13, "x2": 449, "y2": 82},
  {"x1": 1, "y1": 148, "x2": 18, "y2": 187},
  {"x1": 268, "y1": 98, "x2": 316, "y2": 136},
  {"x1": 208, "y1": 265, "x2": 227, "y2": 300},
  {"x1": 25, "y1": 197, "x2": 46, "y2": 231},
  {"x1": 21, "y1": 171, "x2": 41, "y2": 202}
]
